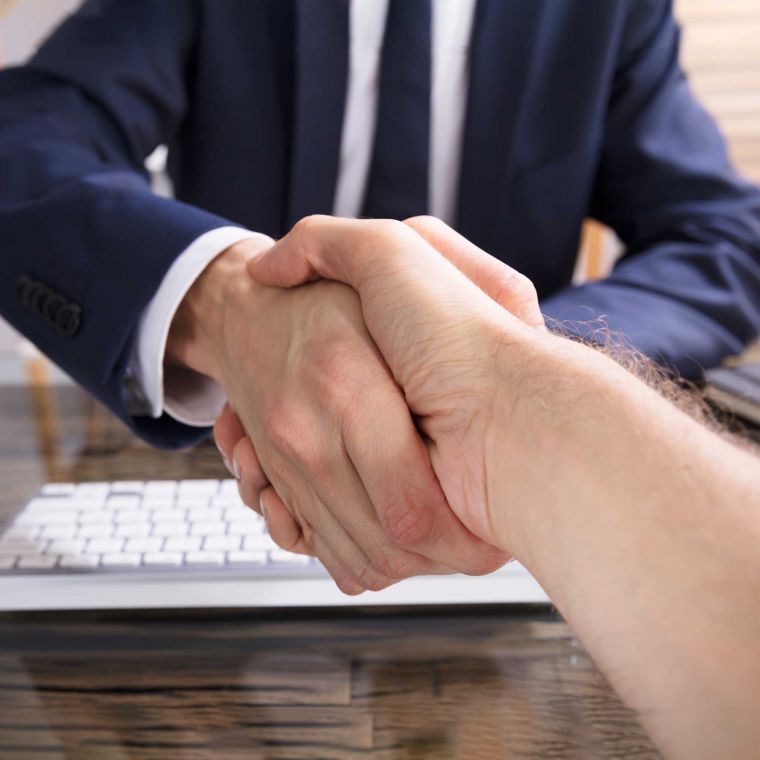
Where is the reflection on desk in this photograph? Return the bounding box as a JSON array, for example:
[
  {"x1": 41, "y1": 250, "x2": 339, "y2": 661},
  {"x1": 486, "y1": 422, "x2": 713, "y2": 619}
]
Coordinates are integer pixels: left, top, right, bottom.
[{"x1": 0, "y1": 378, "x2": 661, "y2": 758}]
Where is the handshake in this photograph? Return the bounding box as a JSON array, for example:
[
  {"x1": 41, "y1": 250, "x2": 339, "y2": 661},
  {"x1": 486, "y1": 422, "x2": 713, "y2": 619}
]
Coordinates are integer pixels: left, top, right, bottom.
[
  {"x1": 169, "y1": 215, "x2": 554, "y2": 594},
  {"x1": 168, "y1": 216, "x2": 760, "y2": 757}
]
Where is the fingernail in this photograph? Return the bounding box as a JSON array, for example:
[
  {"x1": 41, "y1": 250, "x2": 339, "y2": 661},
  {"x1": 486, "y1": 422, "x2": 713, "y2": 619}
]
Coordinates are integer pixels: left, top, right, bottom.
[
  {"x1": 216, "y1": 442, "x2": 235, "y2": 478},
  {"x1": 232, "y1": 454, "x2": 241, "y2": 481}
]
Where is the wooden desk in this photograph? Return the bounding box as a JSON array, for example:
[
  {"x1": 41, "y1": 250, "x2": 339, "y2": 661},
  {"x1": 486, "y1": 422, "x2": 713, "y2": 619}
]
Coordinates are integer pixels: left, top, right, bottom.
[{"x1": 0, "y1": 382, "x2": 660, "y2": 759}]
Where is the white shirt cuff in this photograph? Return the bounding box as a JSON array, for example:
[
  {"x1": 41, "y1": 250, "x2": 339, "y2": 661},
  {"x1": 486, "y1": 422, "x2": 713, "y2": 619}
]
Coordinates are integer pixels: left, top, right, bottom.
[{"x1": 131, "y1": 226, "x2": 274, "y2": 427}]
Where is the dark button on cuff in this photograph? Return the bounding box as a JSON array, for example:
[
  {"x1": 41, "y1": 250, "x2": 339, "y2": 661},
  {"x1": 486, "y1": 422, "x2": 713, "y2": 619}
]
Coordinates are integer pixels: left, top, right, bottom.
[
  {"x1": 55, "y1": 303, "x2": 82, "y2": 338},
  {"x1": 15, "y1": 275, "x2": 82, "y2": 338}
]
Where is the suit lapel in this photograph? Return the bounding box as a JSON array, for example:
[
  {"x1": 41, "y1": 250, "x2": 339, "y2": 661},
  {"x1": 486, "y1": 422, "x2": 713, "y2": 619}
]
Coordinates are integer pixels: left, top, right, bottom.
[
  {"x1": 286, "y1": 0, "x2": 349, "y2": 229},
  {"x1": 456, "y1": 0, "x2": 545, "y2": 257}
]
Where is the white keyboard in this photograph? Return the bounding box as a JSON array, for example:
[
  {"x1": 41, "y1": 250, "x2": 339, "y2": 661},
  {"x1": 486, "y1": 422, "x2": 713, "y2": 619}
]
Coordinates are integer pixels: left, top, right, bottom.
[{"x1": 0, "y1": 480, "x2": 549, "y2": 611}]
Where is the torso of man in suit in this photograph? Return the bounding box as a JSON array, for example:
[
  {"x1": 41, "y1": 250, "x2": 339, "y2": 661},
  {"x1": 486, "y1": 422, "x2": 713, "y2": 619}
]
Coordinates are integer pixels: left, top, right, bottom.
[{"x1": 0, "y1": 0, "x2": 759, "y2": 448}]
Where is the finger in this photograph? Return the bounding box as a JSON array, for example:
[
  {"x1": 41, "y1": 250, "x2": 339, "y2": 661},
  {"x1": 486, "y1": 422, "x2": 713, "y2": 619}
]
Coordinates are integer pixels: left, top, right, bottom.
[
  {"x1": 236, "y1": 475, "x2": 262, "y2": 516},
  {"x1": 213, "y1": 403, "x2": 246, "y2": 477},
  {"x1": 343, "y1": 375, "x2": 509, "y2": 576},
  {"x1": 260, "y1": 486, "x2": 314, "y2": 556},
  {"x1": 231, "y1": 437, "x2": 269, "y2": 490},
  {"x1": 404, "y1": 216, "x2": 545, "y2": 330},
  {"x1": 281, "y1": 472, "x2": 399, "y2": 592},
  {"x1": 310, "y1": 534, "x2": 365, "y2": 596},
  {"x1": 306, "y1": 448, "x2": 444, "y2": 584},
  {"x1": 246, "y1": 216, "x2": 526, "y2": 353},
  {"x1": 261, "y1": 483, "x2": 391, "y2": 596},
  {"x1": 246, "y1": 215, "x2": 422, "y2": 290}
]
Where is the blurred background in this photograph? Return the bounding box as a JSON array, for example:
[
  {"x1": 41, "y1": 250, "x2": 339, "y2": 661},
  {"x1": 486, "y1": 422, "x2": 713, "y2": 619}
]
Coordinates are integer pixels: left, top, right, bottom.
[{"x1": 1, "y1": 0, "x2": 759, "y2": 373}]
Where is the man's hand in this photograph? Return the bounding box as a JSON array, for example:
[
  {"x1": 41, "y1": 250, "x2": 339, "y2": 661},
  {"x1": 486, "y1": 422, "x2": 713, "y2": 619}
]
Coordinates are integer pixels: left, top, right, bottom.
[
  {"x1": 167, "y1": 237, "x2": 507, "y2": 594},
  {"x1": 223, "y1": 216, "x2": 545, "y2": 551}
]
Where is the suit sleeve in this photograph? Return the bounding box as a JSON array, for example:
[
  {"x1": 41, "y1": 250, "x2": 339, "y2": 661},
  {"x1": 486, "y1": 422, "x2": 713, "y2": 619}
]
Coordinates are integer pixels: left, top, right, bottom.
[
  {"x1": 0, "y1": 0, "x2": 237, "y2": 449},
  {"x1": 541, "y1": 0, "x2": 760, "y2": 378}
]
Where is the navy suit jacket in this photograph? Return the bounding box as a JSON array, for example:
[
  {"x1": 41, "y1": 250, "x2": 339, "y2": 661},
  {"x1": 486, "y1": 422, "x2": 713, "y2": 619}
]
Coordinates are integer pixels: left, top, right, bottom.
[{"x1": 1, "y1": 0, "x2": 760, "y2": 449}]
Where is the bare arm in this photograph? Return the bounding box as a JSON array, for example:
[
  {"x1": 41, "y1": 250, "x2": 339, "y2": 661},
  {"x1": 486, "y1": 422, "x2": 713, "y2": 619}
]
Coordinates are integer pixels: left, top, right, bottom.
[
  {"x1": 487, "y1": 335, "x2": 760, "y2": 760},
  {"x1": 245, "y1": 215, "x2": 760, "y2": 759}
]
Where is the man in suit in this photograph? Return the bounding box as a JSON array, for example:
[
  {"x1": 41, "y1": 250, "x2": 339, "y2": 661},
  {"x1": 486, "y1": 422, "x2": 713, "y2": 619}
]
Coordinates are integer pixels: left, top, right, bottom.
[{"x1": 1, "y1": 1, "x2": 759, "y2": 588}]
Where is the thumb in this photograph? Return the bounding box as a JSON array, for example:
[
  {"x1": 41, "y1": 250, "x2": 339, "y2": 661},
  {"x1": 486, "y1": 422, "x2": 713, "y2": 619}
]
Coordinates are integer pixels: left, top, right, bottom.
[{"x1": 403, "y1": 216, "x2": 546, "y2": 331}]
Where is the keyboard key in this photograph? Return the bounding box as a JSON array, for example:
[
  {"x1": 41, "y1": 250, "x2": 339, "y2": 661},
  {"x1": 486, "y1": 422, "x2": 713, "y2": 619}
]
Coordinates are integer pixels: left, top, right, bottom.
[
  {"x1": 15, "y1": 510, "x2": 77, "y2": 526},
  {"x1": 69, "y1": 497, "x2": 106, "y2": 511},
  {"x1": 141, "y1": 497, "x2": 175, "y2": 511},
  {"x1": 125, "y1": 537, "x2": 164, "y2": 554},
  {"x1": 60, "y1": 555, "x2": 99, "y2": 569},
  {"x1": 164, "y1": 536, "x2": 201, "y2": 553},
  {"x1": 220, "y1": 479, "x2": 239, "y2": 495},
  {"x1": 40, "y1": 524, "x2": 78, "y2": 539},
  {"x1": 176, "y1": 495, "x2": 210, "y2": 509},
  {"x1": 106, "y1": 495, "x2": 142, "y2": 511},
  {"x1": 228, "y1": 520, "x2": 265, "y2": 537},
  {"x1": 24, "y1": 497, "x2": 78, "y2": 514},
  {"x1": 151, "y1": 509, "x2": 185, "y2": 523},
  {"x1": 178, "y1": 480, "x2": 220, "y2": 496},
  {"x1": 185, "y1": 551, "x2": 224, "y2": 566},
  {"x1": 1, "y1": 526, "x2": 40, "y2": 542},
  {"x1": 144, "y1": 481, "x2": 177, "y2": 497},
  {"x1": 244, "y1": 534, "x2": 278, "y2": 552},
  {"x1": 223, "y1": 504, "x2": 260, "y2": 519},
  {"x1": 114, "y1": 510, "x2": 149, "y2": 525},
  {"x1": 190, "y1": 521, "x2": 226, "y2": 537},
  {"x1": 203, "y1": 535, "x2": 241, "y2": 552},
  {"x1": 40, "y1": 483, "x2": 76, "y2": 496},
  {"x1": 17, "y1": 555, "x2": 59, "y2": 570},
  {"x1": 152, "y1": 522, "x2": 189, "y2": 537},
  {"x1": 114, "y1": 523, "x2": 152, "y2": 538},
  {"x1": 85, "y1": 538, "x2": 124, "y2": 554},
  {"x1": 75, "y1": 483, "x2": 110, "y2": 499},
  {"x1": 227, "y1": 550, "x2": 267, "y2": 566},
  {"x1": 0, "y1": 538, "x2": 40, "y2": 551},
  {"x1": 109, "y1": 481, "x2": 144, "y2": 494},
  {"x1": 48, "y1": 539, "x2": 87, "y2": 556},
  {"x1": 188, "y1": 509, "x2": 224, "y2": 524},
  {"x1": 143, "y1": 552, "x2": 183, "y2": 567},
  {"x1": 78, "y1": 523, "x2": 114, "y2": 538},
  {"x1": 101, "y1": 553, "x2": 142, "y2": 568},
  {"x1": 269, "y1": 550, "x2": 311, "y2": 565},
  {"x1": 78, "y1": 511, "x2": 113, "y2": 525},
  {"x1": 0, "y1": 545, "x2": 45, "y2": 557}
]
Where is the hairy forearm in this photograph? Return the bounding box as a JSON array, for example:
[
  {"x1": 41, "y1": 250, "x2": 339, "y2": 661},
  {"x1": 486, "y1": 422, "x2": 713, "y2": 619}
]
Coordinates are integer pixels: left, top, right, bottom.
[{"x1": 489, "y1": 334, "x2": 760, "y2": 759}]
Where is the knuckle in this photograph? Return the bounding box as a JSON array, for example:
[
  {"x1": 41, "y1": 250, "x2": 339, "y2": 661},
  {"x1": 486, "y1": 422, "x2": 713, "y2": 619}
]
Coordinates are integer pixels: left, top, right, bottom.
[
  {"x1": 382, "y1": 499, "x2": 435, "y2": 549},
  {"x1": 515, "y1": 273, "x2": 538, "y2": 302},
  {"x1": 354, "y1": 561, "x2": 390, "y2": 593},
  {"x1": 464, "y1": 551, "x2": 511, "y2": 577},
  {"x1": 292, "y1": 213, "x2": 327, "y2": 238},
  {"x1": 491, "y1": 269, "x2": 536, "y2": 308},
  {"x1": 374, "y1": 549, "x2": 421, "y2": 581},
  {"x1": 404, "y1": 214, "x2": 442, "y2": 232},
  {"x1": 363, "y1": 218, "x2": 410, "y2": 245},
  {"x1": 334, "y1": 572, "x2": 364, "y2": 596},
  {"x1": 265, "y1": 406, "x2": 318, "y2": 465}
]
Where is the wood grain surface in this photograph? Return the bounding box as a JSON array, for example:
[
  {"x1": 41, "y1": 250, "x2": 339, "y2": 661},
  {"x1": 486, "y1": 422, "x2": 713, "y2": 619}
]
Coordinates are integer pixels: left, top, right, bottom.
[{"x1": 0, "y1": 382, "x2": 663, "y2": 758}]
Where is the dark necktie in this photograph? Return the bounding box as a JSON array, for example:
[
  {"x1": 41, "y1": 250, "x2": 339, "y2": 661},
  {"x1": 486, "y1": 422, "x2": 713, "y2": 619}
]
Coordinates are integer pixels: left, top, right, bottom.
[{"x1": 362, "y1": 0, "x2": 432, "y2": 220}]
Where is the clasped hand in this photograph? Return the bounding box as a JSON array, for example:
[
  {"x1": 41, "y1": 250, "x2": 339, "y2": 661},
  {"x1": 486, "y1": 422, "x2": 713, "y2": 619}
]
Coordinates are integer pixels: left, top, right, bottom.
[{"x1": 213, "y1": 216, "x2": 546, "y2": 593}]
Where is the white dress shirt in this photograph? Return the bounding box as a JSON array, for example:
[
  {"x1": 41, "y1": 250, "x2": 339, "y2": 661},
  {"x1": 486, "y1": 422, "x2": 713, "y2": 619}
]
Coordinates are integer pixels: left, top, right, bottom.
[{"x1": 133, "y1": 0, "x2": 477, "y2": 427}]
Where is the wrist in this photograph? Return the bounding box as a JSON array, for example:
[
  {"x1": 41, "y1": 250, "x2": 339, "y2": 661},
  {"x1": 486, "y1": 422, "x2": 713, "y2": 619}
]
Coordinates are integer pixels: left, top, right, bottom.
[
  {"x1": 484, "y1": 331, "x2": 619, "y2": 558},
  {"x1": 165, "y1": 236, "x2": 273, "y2": 382}
]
